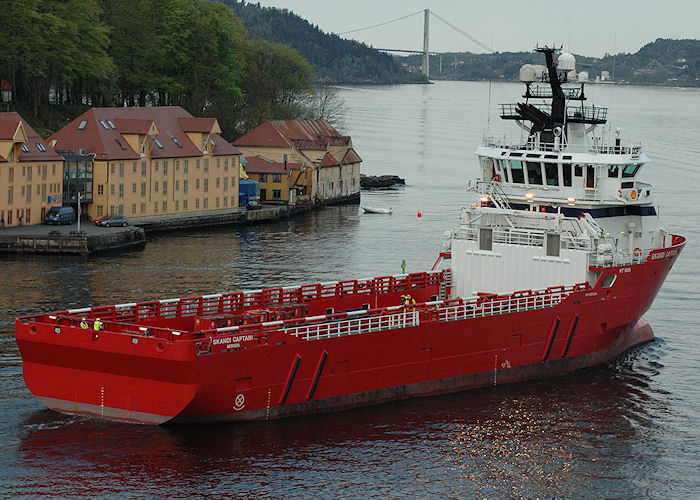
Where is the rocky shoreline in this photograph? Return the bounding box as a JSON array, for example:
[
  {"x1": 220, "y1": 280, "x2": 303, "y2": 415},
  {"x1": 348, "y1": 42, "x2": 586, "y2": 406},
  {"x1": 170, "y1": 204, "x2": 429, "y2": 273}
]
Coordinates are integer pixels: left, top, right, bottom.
[{"x1": 360, "y1": 174, "x2": 406, "y2": 190}]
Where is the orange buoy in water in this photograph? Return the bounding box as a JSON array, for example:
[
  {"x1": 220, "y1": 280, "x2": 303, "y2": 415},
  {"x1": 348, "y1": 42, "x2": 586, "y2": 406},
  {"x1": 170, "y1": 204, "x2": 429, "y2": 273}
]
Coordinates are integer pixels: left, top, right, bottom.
[{"x1": 417, "y1": 212, "x2": 422, "y2": 218}]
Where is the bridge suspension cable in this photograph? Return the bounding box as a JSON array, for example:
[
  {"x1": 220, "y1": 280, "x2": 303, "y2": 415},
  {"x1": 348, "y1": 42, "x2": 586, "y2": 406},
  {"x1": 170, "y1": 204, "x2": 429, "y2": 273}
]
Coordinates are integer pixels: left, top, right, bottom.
[
  {"x1": 337, "y1": 10, "x2": 424, "y2": 35},
  {"x1": 430, "y1": 11, "x2": 493, "y2": 53}
]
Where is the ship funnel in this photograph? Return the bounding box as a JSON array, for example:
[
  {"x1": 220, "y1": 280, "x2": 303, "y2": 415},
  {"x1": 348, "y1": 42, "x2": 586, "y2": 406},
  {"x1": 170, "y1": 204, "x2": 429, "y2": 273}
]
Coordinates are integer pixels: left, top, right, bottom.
[
  {"x1": 558, "y1": 52, "x2": 576, "y2": 71},
  {"x1": 519, "y1": 64, "x2": 537, "y2": 83}
]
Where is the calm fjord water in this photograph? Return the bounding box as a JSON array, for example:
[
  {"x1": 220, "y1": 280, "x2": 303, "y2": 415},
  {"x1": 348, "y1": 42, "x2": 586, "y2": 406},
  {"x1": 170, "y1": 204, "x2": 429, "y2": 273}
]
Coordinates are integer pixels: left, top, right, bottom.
[{"x1": 1, "y1": 82, "x2": 699, "y2": 497}]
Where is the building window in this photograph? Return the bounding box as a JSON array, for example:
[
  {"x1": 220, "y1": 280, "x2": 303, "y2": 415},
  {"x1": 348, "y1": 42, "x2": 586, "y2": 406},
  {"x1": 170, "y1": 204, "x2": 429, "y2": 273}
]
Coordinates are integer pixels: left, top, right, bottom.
[
  {"x1": 196, "y1": 159, "x2": 200, "y2": 169},
  {"x1": 223, "y1": 196, "x2": 228, "y2": 207},
  {"x1": 184, "y1": 159, "x2": 189, "y2": 173},
  {"x1": 119, "y1": 184, "x2": 124, "y2": 198},
  {"x1": 118, "y1": 204, "x2": 124, "y2": 215},
  {"x1": 223, "y1": 178, "x2": 228, "y2": 191},
  {"x1": 141, "y1": 162, "x2": 146, "y2": 176},
  {"x1": 162, "y1": 201, "x2": 167, "y2": 212},
  {"x1": 216, "y1": 177, "x2": 220, "y2": 189},
  {"x1": 259, "y1": 173, "x2": 268, "y2": 183},
  {"x1": 175, "y1": 200, "x2": 179, "y2": 211},
  {"x1": 183, "y1": 180, "x2": 188, "y2": 194},
  {"x1": 204, "y1": 179, "x2": 208, "y2": 193},
  {"x1": 204, "y1": 159, "x2": 209, "y2": 172},
  {"x1": 110, "y1": 163, "x2": 115, "y2": 175},
  {"x1": 183, "y1": 200, "x2": 187, "y2": 210},
  {"x1": 224, "y1": 158, "x2": 228, "y2": 171},
  {"x1": 216, "y1": 158, "x2": 220, "y2": 169},
  {"x1": 195, "y1": 179, "x2": 200, "y2": 190},
  {"x1": 162, "y1": 181, "x2": 167, "y2": 195},
  {"x1": 97, "y1": 205, "x2": 103, "y2": 217},
  {"x1": 132, "y1": 183, "x2": 137, "y2": 194},
  {"x1": 42, "y1": 165, "x2": 47, "y2": 180},
  {"x1": 110, "y1": 205, "x2": 115, "y2": 214},
  {"x1": 140, "y1": 203, "x2": 146, "y2": 214},
  {"x1": 176, "y1": 160, "x2": 180, "y2": 170},
  {"x1": 154, "y1": 181, "x2": 159, "y2": 192},
  {"x1": 8, "y1": 186, "x2": 13, "y2": 204},
  {"x1": 195, "y1": 198, "x2": 200, "y2": 209},
  {"x1": 133, "y1": 162, "x2": 137, "y2": 173},
  {"x1": 132, "y1": 203, "x2": 136, "y2": 215},
  {"x1": 8, "y1": 167, "x2": 13, "y2": 183},
  {"x1": 119, "y1": 162, "x2": 124, "y2": 178},
  {"x1": 110, "y1": 184, "x2": 115, "y2": 195},
  {"x1": 273, "y1": 189, "x2": 281, "y2": 199},
  {"x1": 163, "y1": 161, "x2": 168, "y2": 174},
  {"x1": 215, "y1": 197, "x2": 220, "y2": 208},
  {"x1": 272, "y1": 174, "x2": 281, "y2": 183},
  {"x1": 27, "y1": 166, "x2": 32, "y2": 181},
  {"x1": 231, "y1": 196, "x2": 235, "y2": 206},
  {"x1": 175, "y1": 180, "x2": 180, "y2": 191},
  {"x1": 154, "y1": 202, "x2": 158, "y2": 213},
  {"x1": 203, "y1": 198, "x2": 208, "y2": 208},
  {"x1": 141, "y1": 182, "x2": 146, "y2": 197}
]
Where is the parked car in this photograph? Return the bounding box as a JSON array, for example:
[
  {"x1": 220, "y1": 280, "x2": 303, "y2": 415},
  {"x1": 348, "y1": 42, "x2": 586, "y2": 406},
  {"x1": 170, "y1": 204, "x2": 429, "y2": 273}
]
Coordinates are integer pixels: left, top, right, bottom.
[
  {"x1": 93, "y1": 214, "x2": 116, "y2": 225},
  {"x1": 96, "y1": 215, "x2": 130, "y2": 227},
  {"x1": 45, "y1": 206, "x2": 74, "y2": 225}
]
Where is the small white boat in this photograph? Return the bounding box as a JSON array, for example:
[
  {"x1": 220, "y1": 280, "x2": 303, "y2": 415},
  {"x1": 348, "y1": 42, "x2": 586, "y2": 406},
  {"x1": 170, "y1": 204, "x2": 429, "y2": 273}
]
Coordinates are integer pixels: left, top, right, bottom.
[{"x1": 362, "y1": 206, "x2": 392, "y2": 214}]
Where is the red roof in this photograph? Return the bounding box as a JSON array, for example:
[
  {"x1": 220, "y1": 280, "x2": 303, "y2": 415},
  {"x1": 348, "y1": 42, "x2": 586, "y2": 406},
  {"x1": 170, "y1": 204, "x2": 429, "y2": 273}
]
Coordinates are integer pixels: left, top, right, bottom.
[
  {"x1": 245, "y1": 155, "x2": 303, "y2": 174},
  {"x1": 320, "y1": 152, "x2": 340, "y2": 167},
  {"x1": 50, "y1": 106, "x2": 240, "y2": 161},
  {"x1": 342, "y1": 148, "x2": 362, "y2": 164},
  {"x1": 115, "y1": 119, "x2": 154, "y2": 134},
  {"x1": 0, "y1": 112, "x2": 63, "y2": 162},
  {"x1": 234, "y1": 119, "x2": 350, "y2": 150},
  {"x1": 178, "y1": 117, "x2": 218, "y2": 133}
]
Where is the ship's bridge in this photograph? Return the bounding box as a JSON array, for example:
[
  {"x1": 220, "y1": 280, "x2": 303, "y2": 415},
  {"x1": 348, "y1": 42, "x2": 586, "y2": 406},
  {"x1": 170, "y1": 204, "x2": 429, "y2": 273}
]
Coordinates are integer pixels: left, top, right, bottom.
[{"x1": 474, "y1": 145, "x2": 653, "y2": 208}]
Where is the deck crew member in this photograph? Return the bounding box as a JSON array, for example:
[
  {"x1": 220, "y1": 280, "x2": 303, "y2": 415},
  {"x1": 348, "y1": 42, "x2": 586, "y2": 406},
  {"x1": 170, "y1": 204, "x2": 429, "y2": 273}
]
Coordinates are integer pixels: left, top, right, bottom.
[
  {"x1": 93, "y1": 318, "x2": 103, "y2": 331},
  {"x1": 80, "y1": 317, "x2": 89, "y2": 329}
]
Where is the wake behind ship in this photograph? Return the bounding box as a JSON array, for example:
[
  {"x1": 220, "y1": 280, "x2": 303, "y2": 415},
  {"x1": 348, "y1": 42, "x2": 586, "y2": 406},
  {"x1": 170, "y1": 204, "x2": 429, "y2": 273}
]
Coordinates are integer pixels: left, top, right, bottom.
[{"x1": 15, "y1": 47, "x2": 684, "y2": 424}]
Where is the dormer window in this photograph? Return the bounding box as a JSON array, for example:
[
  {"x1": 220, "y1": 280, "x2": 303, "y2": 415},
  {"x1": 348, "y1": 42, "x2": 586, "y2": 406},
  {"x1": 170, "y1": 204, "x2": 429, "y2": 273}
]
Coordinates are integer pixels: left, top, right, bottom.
[
  {"x1": 99, "y1": 120, "x2": 109, "y2": 130},
  {"x1": 154, "y1": 138, "x2": 164, "y2": 149},
  {"x1": 21, "y1": 144, "x2": 29, "y2": 153},
  {"x1": 107, "y1": 120, "x2": 116, "y2": 129},
  {"x1": 115, "y1": 139, "x2": 127, "y2": 150},
  {"x1": 77, "y1": 120, "x2": 88, "y2": 130},
  {"x1": 37, "y1": 143, "x2": 46, "y2": 152}
]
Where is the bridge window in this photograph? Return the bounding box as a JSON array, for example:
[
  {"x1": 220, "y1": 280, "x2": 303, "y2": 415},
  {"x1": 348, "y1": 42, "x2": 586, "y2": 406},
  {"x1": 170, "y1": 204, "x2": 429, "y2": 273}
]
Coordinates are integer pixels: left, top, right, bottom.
[
  {"x1": 574, "y1": 164, "x2": 583, "y2": 177},
  {"x1": 526, "y1": 162, "x2": 543, "y2": 185},
  {"x1": 562, "y1": 164, "x2": 572, "y2": 186},
  {"x1": 608, "y1": 165, "x2": 620, "y2": 178},
  {"x1": 498, "y1": 159, "x2": 509, "y2": 182},
  {"x1": 622, "y1": 164, "x2": 641, "y2": 178},
  {"x1": 509, "y1": 160, "x2": 525, "y2": 183},
  {"x1": 544, "y1": 162, "x2": 558, "y2": 186}
]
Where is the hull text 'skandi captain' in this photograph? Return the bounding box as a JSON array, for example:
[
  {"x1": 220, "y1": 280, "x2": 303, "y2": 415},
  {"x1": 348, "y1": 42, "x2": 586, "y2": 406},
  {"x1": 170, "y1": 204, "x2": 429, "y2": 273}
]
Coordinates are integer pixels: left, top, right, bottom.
[{"x1": 15, "y1": 47, "x2": 684, "y2": 424}]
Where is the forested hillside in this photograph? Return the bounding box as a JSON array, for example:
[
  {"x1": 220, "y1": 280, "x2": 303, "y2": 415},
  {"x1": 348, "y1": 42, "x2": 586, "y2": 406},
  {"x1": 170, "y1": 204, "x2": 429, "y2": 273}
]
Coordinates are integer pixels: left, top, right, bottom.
[
  {"x1": 1, "y1": 0, "x2": 319, "y2": 138},
  {"x1": 403, "y1": 39, "x2": 700, "y2": 86},
  {"x1": 221, "y1": 0, "x2": 428, "y2": 84}
]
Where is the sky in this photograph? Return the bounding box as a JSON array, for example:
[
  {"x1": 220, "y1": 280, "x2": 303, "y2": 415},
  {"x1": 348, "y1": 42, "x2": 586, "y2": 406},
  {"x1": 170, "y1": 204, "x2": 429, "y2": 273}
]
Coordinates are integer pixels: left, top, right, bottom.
[{"x1": 252, "y1": 0, "x2": 699, "y2": 57}]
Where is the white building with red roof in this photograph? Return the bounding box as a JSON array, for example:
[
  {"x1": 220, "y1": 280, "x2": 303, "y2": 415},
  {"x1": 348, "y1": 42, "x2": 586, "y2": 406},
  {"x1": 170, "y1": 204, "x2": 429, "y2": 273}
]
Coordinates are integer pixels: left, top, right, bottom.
[
  {"x1": 0, "y1": 112, "x2": 64, "y2": 226},
  {"x1": 234, "y1": 119, "x2": 361, "y2": 205},
  {"x1": 49, "y1": 106, "x2": 242, "y2": 220}
]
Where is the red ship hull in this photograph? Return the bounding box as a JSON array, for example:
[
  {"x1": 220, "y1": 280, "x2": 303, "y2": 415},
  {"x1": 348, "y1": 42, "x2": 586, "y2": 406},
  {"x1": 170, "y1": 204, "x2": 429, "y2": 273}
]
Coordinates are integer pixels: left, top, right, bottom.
[{"x1": 15, "y1": 236, "x2": 684, "y2": 425}]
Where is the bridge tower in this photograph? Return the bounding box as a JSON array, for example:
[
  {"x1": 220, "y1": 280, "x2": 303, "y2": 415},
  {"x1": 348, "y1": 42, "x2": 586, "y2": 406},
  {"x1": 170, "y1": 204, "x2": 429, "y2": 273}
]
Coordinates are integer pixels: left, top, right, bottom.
[{"x1": 422, "y1": 9, "x2": 430, "y2": 78}]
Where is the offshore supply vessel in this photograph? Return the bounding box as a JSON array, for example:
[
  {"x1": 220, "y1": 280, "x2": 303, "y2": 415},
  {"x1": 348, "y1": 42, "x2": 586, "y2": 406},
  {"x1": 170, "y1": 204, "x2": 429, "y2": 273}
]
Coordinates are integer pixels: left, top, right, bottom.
[{"x1": 15, "y1": 47, "x2": 684, "y2": 424}]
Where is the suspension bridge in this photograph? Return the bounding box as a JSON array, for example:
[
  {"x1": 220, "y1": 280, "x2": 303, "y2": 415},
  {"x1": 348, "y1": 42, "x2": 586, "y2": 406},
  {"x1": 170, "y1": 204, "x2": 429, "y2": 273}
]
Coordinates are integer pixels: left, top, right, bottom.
[{"x1": 338, "y1": 9, "x2": 492, "y2": 78}]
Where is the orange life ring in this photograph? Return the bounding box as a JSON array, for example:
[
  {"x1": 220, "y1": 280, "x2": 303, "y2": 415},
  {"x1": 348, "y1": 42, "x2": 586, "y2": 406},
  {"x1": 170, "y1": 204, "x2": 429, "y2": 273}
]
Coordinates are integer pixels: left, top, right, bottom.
[{"x1": 630, "y1": 189, "x2": 637, "y2": 200}]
